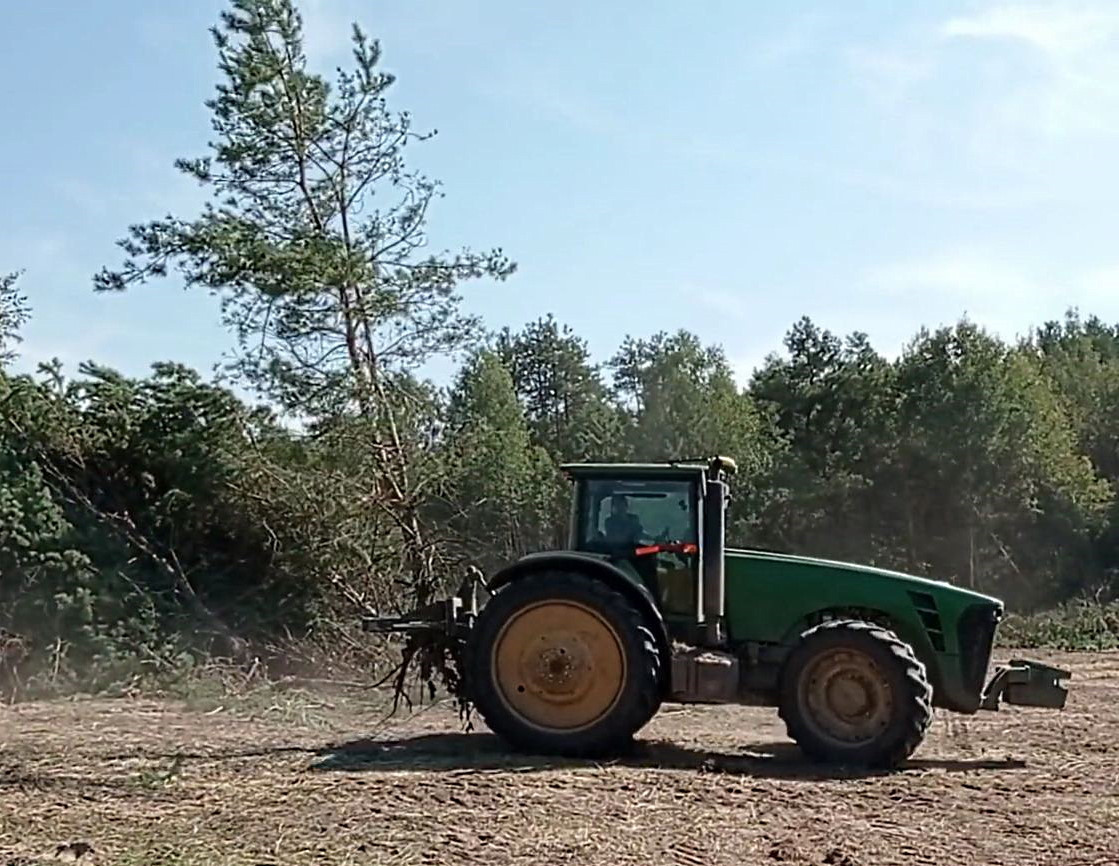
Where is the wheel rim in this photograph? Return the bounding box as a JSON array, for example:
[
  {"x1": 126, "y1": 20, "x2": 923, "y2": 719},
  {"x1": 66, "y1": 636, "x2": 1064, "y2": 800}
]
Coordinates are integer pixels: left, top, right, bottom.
[
  {"x1": 797, "y1": 648, "x2": 894, "y2": 747},
  {"x1": 490, "y1": 600, "x2": 627, "y2": 733}
]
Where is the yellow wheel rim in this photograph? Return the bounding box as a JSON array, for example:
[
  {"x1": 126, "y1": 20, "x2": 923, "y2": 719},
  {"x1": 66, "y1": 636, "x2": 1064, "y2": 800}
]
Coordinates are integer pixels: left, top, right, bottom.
[
  {"x1": 491, "y1": 600, "x2": 627, "y2": 733},
  {"x1": 798, "y1": 648, "x2": 894, "y2": 746}
]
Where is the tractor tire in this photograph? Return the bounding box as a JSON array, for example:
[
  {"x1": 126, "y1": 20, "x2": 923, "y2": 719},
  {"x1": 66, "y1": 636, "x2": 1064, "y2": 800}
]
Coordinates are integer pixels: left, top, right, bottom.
[
  {"x1": 633, "y1": 623, "x2": 667, "y2": 729},
  {"x1": 777, "y1": 619, "x2": 933, "y2": 769},
  {"x1": 464, "y1": 570, "x2": 661, "y2": 758}
]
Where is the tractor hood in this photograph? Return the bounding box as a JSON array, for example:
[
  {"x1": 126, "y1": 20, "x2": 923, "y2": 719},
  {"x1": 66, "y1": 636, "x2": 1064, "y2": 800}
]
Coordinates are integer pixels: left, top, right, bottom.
[
  {"x1": 728, "y1": 547, "x2": 1002, "y2": 607},
  {"x1": 723, "y1": 546, "x2": 1005, "y2": 664}
]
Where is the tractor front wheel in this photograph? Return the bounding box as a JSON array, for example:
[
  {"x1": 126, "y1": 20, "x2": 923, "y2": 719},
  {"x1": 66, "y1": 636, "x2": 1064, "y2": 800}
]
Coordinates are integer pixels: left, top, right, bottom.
[
  {"x1": 464, "y1": 571, "x2": 661, "y2": 757},
  {"x1": 778, "y1": 619, "x2": 933, "y2": 769}
]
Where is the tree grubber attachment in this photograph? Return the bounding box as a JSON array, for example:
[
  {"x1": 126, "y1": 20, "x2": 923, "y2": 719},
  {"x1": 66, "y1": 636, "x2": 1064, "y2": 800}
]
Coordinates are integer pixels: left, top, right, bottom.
[
  {"x1": 360, "y1": 567, "x2": 484, "y2": 638},
  {"x1": 980, "y1": 658, "x2": 1071, "y2": 711},
  {"x1": 358, "y1": 567, "x2": 488, "y2": 719}
]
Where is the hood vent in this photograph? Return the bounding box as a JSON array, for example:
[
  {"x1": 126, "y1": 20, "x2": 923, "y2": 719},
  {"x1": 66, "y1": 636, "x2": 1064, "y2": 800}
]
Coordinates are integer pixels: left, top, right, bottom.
[{"x1": 908, "y1": 590, "x2": 946, "y2": 652}]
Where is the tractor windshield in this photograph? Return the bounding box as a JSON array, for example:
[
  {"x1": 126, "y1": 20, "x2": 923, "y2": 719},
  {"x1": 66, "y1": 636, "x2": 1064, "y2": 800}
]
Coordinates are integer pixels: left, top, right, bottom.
[
  {"x1": 573, "y1": 476, "x2": 700, "y2": 616},
  {"x1": 575, "y1": 478, "x2": 698, "y2": 551}
]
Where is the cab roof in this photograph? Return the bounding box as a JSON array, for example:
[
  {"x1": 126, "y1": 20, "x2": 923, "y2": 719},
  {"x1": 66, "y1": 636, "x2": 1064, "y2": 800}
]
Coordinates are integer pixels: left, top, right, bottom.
[{"x1": 559, "y1": 462, "x2": 709, "y2": 480}]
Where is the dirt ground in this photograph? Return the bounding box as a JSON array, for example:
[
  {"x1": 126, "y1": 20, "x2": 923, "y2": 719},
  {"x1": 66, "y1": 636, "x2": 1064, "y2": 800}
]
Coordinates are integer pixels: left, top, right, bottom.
[{"x1": 1, "y1": 650, "x2": 1117, "y2": 866}]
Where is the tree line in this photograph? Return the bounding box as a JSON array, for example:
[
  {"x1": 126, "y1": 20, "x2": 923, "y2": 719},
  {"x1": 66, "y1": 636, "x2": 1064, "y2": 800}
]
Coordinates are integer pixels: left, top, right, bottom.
[{"x1": 1, "y1": 0, "x2": 1116, "y2": 694}]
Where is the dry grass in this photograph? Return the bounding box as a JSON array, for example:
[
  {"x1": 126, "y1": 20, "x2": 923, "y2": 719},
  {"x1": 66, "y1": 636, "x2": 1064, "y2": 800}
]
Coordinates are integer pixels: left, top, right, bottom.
[{"x1": 2, "y1": 650, "x2": 1118, "y2": 865}]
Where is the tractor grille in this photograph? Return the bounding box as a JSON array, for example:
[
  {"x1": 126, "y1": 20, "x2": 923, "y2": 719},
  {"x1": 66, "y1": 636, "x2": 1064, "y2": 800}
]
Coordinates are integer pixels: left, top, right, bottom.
[
  {"x1": 908, "y1": 591, "x2": 946, "y2": 651},
  {"x1": 957, "y1": 602, "x2": 1002, "y2": 697}
]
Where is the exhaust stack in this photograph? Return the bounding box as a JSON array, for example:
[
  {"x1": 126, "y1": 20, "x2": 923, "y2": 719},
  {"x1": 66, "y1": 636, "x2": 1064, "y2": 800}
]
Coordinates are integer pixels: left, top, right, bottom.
[{"x1": 702, "y1": 458, "x2": 731, "y2": 645}]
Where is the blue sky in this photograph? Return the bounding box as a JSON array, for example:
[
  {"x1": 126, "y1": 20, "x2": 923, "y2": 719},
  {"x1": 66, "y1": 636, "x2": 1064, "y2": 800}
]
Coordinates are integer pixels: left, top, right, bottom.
[{"x1": 4, "y1": 1, "x2": 1119, "y2": 391}]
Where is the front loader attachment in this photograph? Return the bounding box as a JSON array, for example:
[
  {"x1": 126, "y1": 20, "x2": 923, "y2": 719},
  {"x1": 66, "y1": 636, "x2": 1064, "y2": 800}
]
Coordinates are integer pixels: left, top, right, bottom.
[{"x1": 980, "y1": 658, "x2": 1071, "y2": 711}]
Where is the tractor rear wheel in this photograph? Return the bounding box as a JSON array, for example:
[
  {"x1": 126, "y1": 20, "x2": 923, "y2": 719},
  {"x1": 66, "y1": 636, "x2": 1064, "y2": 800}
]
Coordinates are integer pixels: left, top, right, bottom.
[
  {"x1": 464, "y1": 571, "x2": 661, "y2": 757},
  {"x1": 778, "y1": 619, "x2": 933, "y2": 769}
]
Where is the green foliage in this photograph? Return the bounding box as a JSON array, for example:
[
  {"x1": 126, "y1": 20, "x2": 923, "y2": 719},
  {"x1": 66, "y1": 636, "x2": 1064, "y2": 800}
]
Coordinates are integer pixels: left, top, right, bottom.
[
  {"x1": 495, "y1": 315, "x2": 624, "y2": 463},
  {"x1": 1028, "y1": 310, "x2": 1119, "y2": 585},
  {"x1": 999, "y1": 599, "x2": 1119, "y2": 650},
  {"x1": 493, "y1": 316, "x2": 626, "y2": 545},
  {"x1": 94, "y1": 0, "x2": 513, "y2": 417},
  {"x1": 887, "y1": 322, "x2": 1110, "y2": 604},
  {"x1": 0, "y1": 270, "x2": 29, "y2": 364},
  {"x1": 747, "y1": 317, "x2": 1113, "y2": 608},
  {"x1": 7, "y1": 0, "x2": 1119, "y2": 701},
  {"x1": 749, "y1": 318, "x2": 897, "y2": 560},
  {"x1": 442, "y1": 350, "x2": 554, "y2": 570},
  {"x1": 0, "y1": 365, "x2": 223, "y2": 693},
  {"x1": 612, "y1": 330, "x2": 772, "y2": 471},
  {"x1": 81, "y1": 0, "x2": 517, "y2": 691}
]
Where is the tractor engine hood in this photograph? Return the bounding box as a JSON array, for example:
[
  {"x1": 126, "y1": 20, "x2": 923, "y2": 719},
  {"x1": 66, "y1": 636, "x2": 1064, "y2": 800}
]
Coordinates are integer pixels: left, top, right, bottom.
[
  {"x1": 724, "y1": 547, "x2": 1004, "y2": 656},
  {"x1": 724, "y1": 547, "x2": 1068, "y2": 715},
  {"x1": 729, "y1": 547, "x2": 1002, "y2": 603}
]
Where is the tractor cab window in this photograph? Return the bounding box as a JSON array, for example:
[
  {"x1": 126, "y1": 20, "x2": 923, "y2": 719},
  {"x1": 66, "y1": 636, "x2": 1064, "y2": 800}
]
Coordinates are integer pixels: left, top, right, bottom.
[{"x1": 574, "y1": 477, "x2": 699, "y2": 616}]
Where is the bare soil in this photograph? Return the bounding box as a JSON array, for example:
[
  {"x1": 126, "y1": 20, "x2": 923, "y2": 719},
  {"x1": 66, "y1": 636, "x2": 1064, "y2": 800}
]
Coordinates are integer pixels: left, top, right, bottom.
[{"x1": 2, "y1": 650, "x2": 1117, "y2": 866}]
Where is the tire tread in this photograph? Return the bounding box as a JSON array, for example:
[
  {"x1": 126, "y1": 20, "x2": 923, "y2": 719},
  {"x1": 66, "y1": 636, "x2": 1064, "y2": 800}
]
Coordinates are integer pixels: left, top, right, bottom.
[
  {"x1": 464, "y1": 570, "x2": 661, "y2": 757},
  {"x1": 777, "y1": 618, "x2": 933, "y2": 768}
]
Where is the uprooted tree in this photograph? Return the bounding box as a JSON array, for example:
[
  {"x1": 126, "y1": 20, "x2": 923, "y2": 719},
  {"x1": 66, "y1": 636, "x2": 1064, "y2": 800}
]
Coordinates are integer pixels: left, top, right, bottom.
[{"x1": 93, "y1": 0, "x2": 515, "y2": 706}]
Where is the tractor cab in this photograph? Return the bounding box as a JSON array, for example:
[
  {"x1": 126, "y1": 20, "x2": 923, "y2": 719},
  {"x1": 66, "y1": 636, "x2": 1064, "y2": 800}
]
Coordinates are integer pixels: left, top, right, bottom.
[{"x1": 561, "y1": 456, "x2": 736, "y2": 644}]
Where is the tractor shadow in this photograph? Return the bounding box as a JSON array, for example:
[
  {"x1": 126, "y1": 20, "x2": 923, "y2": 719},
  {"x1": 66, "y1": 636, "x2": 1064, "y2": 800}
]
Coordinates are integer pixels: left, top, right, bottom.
[{"x1": 308, "y1": 731, "x2": 1026, "y2": 780}]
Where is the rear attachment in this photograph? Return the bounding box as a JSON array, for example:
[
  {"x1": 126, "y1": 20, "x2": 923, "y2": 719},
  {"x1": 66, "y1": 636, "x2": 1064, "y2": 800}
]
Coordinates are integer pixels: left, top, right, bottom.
[
  {"x1": 980, "y1": 658, "x2": 1071, "y2": 711},
  {"x1": 360, "y1": 567, "x2": 484, "y2": 638},
  {"x1": 359, "y1": 568, "x2": 486, "y2": 718}
]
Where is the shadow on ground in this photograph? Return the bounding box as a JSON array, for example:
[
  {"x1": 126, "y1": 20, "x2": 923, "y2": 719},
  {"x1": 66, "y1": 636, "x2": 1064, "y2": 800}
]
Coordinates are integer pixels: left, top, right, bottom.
[
  {"x1": 93, "y1": 733, "x2": 1026, "y2": 783},
  {"x1": 305, "y1": 732, "x2": 1027, "y2": 780}
]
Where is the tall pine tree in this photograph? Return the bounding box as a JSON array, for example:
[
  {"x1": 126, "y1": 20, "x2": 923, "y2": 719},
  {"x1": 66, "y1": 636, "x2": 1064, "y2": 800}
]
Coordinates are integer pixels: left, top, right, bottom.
[{"x1": 94, "y1": 0, "x2": 515, "y2": 610}]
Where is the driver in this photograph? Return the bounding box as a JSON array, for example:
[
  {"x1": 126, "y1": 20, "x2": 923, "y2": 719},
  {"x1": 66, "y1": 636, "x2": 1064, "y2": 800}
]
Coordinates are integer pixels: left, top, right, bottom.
[{"x1": 604, "y1": 494, "x2": 643, "y2": 547}]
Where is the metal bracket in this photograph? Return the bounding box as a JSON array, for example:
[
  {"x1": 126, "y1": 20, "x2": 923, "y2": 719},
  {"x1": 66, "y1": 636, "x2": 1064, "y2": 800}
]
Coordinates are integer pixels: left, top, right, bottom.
[
  {"x1": 360, "y1": 566, "x2": 484, "y2": 637},
  {"x1": 980, "y1": 658, "x2": 1071, "y2": 711}
]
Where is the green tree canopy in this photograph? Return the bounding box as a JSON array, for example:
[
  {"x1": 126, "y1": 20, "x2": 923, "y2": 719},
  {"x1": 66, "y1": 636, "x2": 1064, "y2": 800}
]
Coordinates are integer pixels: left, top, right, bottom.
[
  {"x1": 442, "y1": 350, "x2": 554, "y2": 571},
  {"x1": 0, "y1": 271, "x2": 29, "y2": 365},
  {"x1": 887, "y1": 321, "x2": 1111, "y2": 604},
  {"x1": 94, "y1": 0, "x2": 513, "y2": 419},
  {"x1": 495, "y1": 315, "x2": 623, "y2": 463}
]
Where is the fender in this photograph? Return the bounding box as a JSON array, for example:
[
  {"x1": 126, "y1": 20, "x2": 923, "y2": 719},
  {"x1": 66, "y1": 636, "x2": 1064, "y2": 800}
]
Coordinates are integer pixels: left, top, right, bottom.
[{"x1": 486, "y1": 550, "x2": 672, "y2": 692}]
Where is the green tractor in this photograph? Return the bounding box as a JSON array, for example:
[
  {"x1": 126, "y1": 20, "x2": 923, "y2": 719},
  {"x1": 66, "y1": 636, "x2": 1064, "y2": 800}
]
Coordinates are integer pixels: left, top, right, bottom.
[{"x1": 364, "y1": 457, "x2": 1070, "y2": 768}]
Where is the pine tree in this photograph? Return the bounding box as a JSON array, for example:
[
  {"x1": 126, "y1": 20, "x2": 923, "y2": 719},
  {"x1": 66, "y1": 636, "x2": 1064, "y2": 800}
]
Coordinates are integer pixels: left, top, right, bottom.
[
  {"x1": 93, "y1": 0, "x2": 516, "y2": 612},
  {"x1": 0, "y1": 271, "x2": 29, "y2": 365},
  {"x1": 495, "y1": 315, "x2": 623, "y2": 462},
  {"x1": 443, "y1": 350, "x2": 554, "y2": 570}
]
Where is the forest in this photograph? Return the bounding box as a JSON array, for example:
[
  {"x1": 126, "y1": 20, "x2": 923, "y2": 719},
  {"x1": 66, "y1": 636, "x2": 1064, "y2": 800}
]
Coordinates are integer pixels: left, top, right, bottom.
[{"x1": 2, "y1": 0, "x2": 1118, "y2": 699}]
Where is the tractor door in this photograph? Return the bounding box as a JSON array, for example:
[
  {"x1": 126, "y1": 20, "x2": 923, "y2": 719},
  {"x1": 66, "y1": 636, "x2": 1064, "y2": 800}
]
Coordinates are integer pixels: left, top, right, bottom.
[{"x1": 571, "y1": 476, "x2": 701, "y2": 619}]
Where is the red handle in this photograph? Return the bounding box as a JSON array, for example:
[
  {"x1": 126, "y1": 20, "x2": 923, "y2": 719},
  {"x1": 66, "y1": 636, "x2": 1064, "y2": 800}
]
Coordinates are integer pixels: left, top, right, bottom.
[{"x1": 634, "y1": 542, "x2": 698, "y2": 557}]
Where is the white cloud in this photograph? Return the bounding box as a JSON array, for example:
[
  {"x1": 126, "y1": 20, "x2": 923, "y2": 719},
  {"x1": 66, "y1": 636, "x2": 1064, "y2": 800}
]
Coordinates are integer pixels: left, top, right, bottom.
[
  {"x1": 299, "y1": 0, "x2": 365, "y2": 63},
  {"x1": 1080, "y1": 264, "x2": 1119, "y2": 300},
  {"x1": 479, "y1": 71, "x2": 624, "y2": 137},
  {"x1": 695, "y1": 288, "x2": 751, "y2": 322},
  {"x1": 845, "y1": 45, "x2": 934, "y2": 106},
  {"x1": 862, "y1": 248, "x2": 1119, "y2": 333},
  {"x1": 865, "y1": 250, "x2": 1036, "y2": 300},
  {"x1": 837, "y1": 1, "x2": 1119, "y2": 207},
  {"x1": 941, "y1": 2, "x2": 1119, "y2": 140},
  {"x1": 728, "y1": 350, "x2": 775, "y2": 387},
  {"x1": 942, "y1": 3, "x2": 1119, "y2": 58},
  {"x1": 751, "y1": 12, "x2": 827, "y2": 67}
]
